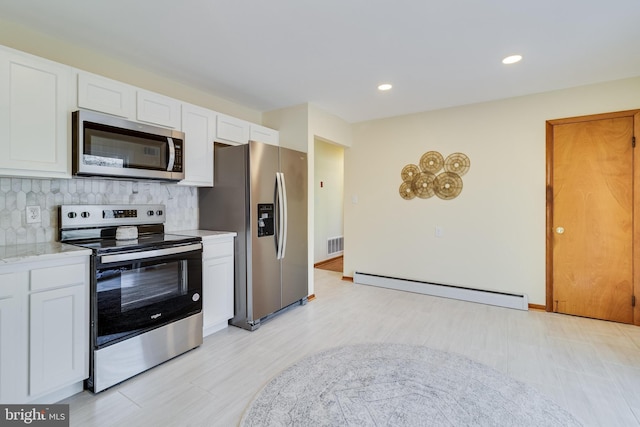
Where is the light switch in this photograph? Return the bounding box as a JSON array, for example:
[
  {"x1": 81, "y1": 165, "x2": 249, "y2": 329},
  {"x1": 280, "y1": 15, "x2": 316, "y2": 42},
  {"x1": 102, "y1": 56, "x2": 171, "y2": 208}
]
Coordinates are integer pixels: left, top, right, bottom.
[{"x1": 435, "y1": 225, "x2": 444, "y2": 238}]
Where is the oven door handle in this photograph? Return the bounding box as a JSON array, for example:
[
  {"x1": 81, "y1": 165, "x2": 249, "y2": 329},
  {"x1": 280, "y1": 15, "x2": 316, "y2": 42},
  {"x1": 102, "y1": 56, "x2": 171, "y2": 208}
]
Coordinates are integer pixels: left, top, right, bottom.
[{"x1": 100, "y1": 243, "x2": 202, "y2": 264}]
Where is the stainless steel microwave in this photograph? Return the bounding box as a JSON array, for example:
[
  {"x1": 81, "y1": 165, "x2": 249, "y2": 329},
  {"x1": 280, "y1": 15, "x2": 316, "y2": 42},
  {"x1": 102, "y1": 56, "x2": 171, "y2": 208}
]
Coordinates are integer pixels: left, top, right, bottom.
[{"x1": 72, "y1": 109, "x2": 185, "y2": 181}]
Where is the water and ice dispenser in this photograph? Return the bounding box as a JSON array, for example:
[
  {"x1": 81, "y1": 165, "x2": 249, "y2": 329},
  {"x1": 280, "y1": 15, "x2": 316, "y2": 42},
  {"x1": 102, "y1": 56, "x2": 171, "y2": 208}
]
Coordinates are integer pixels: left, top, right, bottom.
[{"x1": 257, "y1": 203, "x2": 274, "y2": 237}]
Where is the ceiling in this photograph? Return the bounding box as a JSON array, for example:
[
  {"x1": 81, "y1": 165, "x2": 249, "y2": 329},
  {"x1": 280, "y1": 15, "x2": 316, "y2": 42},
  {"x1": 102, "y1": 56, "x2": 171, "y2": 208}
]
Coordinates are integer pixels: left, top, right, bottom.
[{"x1": 2, "y1": 0, "x2": 640, "y2": 123}]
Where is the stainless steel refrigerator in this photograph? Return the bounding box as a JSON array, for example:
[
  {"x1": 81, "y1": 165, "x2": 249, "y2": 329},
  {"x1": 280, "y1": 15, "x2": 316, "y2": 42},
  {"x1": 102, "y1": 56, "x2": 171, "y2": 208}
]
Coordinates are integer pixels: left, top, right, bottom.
[{"x1": 198, "y1": 140, "x2": 308, "y2": 331}]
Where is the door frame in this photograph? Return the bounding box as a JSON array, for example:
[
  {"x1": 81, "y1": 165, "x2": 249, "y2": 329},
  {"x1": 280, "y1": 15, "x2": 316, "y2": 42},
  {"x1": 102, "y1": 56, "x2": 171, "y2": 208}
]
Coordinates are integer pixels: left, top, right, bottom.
[{"x1": 545, "y1": 109, "x2": 640, "y2": 325}]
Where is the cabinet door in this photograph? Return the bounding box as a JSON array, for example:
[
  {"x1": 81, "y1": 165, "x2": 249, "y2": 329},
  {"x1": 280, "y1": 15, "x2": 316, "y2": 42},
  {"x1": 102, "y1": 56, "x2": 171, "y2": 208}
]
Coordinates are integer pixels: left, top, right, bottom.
[
  {"x1": 216, "y1": 114, "x2": 250, "y2": 144},
  {"x1": 202, "y1": 255, "x2": 234, "y2": 335},
  {"x1": 0, "y1": 272, "x2": 28, "y2": 403},
  {"x1": 77, "y1": 71, "x2": 135, "y2": 119},
  {"x1": 179, "y1": 103, "x2": 215, "y2": 187},
  {"x1": 0, "y1": 46, "x2": 73, "y2": 179},
  {"x1": 250, "y1": 124, "x2": 279, "y2": 146},
  {"x1": 137, "y1": 90, "x2": 181, "y2": 129},
  {"x1": 29, "y1": 284, "x2": 87, "y2": 397}
]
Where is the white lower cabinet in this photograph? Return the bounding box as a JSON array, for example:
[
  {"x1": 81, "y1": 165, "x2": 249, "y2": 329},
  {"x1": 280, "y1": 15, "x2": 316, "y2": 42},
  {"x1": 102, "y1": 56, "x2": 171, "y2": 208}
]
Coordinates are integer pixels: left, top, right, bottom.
[
  {"x1": 0, "y1": 256, "x2": 89, "y2": 404},
  {"x1": 29, "y1": 283, "x2": 86, "y2": 397},
  {"x1": 0, "y1": 272, "x2": 28, "y2": 402},
  {"x1": 202, "y1": 238, "x2": 235, "y2": 336}
]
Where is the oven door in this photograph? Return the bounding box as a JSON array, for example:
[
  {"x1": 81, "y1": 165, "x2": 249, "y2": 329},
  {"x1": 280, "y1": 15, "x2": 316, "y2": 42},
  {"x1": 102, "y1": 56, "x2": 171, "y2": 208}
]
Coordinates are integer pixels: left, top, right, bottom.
[{"x1": 93, "y1": 243, "x2": 202, "y2": 348}]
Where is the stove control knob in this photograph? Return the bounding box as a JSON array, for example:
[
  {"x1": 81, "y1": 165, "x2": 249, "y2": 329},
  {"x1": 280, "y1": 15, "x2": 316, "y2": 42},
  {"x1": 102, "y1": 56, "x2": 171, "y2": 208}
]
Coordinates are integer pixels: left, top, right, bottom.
[
  {"x1": 156, "y1": 210, "x2": 163, "y2": 216},
  {"x1": 192, "y1": 293, "x2": 200, "y2": 302},
  {"x1": 67, "y1": 212, "x2": 77, "y2": 219},
  {"x1": 81, "y1": 211, "x2": 90, "y2": 218},
  {"x1": 147, "y1": 210, "x2": 154, "y2": 216}
]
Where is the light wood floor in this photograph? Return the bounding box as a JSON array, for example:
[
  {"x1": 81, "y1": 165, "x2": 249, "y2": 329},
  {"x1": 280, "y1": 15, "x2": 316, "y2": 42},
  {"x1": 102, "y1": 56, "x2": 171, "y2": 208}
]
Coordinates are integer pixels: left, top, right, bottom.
[{"x1": 63, "y1": 269, "x2": 640, "y2": 426}]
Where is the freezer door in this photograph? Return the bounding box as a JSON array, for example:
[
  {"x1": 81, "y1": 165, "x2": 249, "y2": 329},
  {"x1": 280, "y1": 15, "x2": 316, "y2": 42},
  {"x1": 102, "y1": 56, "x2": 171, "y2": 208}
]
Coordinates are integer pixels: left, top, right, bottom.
[
  {"x1": 249, "y1": 141, "x2": 282, "y2": 320},
  {"x1": 279, "y1": 147, "x2": 308, "y2": 307}
]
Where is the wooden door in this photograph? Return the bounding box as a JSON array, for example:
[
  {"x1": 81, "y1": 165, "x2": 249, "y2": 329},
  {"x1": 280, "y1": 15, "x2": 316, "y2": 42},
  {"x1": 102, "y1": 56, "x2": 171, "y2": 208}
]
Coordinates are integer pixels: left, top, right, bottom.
[{"x1": 547, "y1": 111, "x2": 639, "y2": 324}]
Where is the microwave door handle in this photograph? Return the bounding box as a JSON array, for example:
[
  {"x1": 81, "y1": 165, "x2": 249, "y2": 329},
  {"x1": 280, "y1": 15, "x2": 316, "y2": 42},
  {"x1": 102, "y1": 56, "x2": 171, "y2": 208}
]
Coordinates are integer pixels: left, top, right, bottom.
[{"x1": 167, "y1": 137, "x2": 175, "y2": 171}]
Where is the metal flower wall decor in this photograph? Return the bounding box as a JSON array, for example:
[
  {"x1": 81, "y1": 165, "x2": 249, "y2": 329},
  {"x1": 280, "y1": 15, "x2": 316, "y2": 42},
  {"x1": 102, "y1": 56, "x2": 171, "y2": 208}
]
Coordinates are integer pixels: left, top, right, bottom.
[{"x1": 399, "y1": 151, "x2": 470, "y2": 201}]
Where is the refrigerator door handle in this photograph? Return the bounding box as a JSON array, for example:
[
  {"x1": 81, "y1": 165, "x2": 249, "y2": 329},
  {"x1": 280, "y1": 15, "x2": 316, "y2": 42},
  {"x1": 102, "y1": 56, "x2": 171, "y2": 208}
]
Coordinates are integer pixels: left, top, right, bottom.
[
  {"x1": 276, "y1": 172, "x2": 286, "y2": 259},
  {"x1": 280, "y1": 172, "x2": 288, "y2": 259}
]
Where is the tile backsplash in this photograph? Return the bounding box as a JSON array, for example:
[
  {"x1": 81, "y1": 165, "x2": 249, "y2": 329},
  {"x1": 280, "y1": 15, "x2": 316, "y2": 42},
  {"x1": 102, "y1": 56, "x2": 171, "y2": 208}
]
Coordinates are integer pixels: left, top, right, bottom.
[{"x1": 0, "y1": 177, "x2": 198, "y2": 246}]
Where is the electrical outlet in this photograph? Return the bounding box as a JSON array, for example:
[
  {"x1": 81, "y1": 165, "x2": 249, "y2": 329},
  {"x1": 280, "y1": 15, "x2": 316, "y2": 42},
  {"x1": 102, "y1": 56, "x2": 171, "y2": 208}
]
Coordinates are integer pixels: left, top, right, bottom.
[
  {"x1": 26, "y1": 206, "x2": 41, "y2": 224},
  {"x1": 435, "y1": 225, "x2": 444, "y2": 238}
]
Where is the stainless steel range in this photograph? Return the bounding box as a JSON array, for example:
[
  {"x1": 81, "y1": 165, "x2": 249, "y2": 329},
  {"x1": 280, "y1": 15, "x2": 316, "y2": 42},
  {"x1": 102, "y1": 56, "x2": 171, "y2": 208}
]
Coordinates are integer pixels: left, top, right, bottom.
[{"x1": 59, "y1": 204, "x2": 203, "y2": 393}]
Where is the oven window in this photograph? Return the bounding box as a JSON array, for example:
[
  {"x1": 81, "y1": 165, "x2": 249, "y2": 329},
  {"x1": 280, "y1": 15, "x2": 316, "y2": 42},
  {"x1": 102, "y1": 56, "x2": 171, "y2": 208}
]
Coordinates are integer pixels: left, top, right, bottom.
[{"x1": 97, "y1": 260, "x2": 188, "y2": 312}]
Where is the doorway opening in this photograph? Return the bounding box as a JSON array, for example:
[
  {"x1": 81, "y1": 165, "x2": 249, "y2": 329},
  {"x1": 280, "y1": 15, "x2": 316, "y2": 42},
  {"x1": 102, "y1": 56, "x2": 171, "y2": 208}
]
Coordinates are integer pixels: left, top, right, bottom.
[{"x1": 313, "y1": 137, "x2": 344, "y2": 274}]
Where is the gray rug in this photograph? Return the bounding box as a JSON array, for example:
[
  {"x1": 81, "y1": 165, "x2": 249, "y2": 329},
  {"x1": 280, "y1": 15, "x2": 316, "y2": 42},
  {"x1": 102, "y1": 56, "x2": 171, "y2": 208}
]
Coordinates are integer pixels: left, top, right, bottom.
[{"x1": 241, "y1": 343, "x2": 582, "y2": 426}]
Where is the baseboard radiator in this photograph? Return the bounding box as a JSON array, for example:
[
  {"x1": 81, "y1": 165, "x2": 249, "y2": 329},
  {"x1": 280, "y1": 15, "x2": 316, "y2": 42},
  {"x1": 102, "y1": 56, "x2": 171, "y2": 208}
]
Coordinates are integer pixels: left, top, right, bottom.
[
  {"x1": 353, "y1": 272, "x2": 529, "y2": 311},
  {"x1": 327, "y1": 236, "x2": 344, "y2": 256}
]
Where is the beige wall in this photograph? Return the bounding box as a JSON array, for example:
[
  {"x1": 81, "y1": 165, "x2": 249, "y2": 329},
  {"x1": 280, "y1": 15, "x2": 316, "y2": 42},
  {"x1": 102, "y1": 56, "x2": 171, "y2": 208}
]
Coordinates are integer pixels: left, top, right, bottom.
[
  {"x1": 0, "y1": 18, "x2": 261, "y2": 122},
  {"x1": 345, "y1": 76, "x2": 640, "y2": 305},
  {"x1": 263, "y1": 104, "x2": 309, "y2": 152}
]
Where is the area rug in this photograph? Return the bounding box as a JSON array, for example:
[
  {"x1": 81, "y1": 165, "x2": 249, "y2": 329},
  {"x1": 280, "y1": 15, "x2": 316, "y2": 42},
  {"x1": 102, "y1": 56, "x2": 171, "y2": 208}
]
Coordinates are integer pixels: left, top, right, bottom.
[{"x1": 240, "y1": 343, "x2": 582, "y2": 426}]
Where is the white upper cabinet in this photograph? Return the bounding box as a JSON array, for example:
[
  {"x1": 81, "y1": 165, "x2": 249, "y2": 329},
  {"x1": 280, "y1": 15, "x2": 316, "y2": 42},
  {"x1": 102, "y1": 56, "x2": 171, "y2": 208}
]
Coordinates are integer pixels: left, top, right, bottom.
[
  {"x1": 180, "y1": 103, "x2": 215, "y2": 187},
  {"x1": 77, "y1": 71, "x2": 135, "y2": 119},
  {"x1": 137, "y1": 90, "x2": 182, "y2": 129},
  {"x1": 216, "y1": 113, "x2": 250, "y2": 145},
  {"x1": 250, "y1": 124, "x2": 279, "y2": 146},
  {"x1": 0, "y1": 43, "x2": 276, "y2": 182},
  {"x1": 77, "y1": 71, "x2": 181, "y2": 130},
  {"x1": 0, "y1": 45, "x2": 73, "y2": 179}
]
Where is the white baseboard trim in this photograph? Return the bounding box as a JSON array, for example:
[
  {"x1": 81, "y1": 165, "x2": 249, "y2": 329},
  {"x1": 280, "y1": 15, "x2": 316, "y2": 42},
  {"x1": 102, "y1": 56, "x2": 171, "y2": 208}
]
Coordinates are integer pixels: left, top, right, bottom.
[
  {"x1": 353, "y1": 272, "x2": 529, "y2": 311},
  {"x1": 204, "y1": 320, "x2": 229, "y2": 337},
  {"x1": 31, "y1": 381, "x2": 84, "y2": 404}
]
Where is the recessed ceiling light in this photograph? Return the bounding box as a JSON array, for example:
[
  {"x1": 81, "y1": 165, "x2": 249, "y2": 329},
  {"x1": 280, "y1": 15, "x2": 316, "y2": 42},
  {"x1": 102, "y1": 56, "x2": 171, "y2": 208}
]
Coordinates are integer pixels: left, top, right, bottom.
[
  {"x1": 502, "y1": 55, "x2": 523, "y2": 65},
  {"x1": 378, "y1": 83, "x2": 393, "y2": 91}
]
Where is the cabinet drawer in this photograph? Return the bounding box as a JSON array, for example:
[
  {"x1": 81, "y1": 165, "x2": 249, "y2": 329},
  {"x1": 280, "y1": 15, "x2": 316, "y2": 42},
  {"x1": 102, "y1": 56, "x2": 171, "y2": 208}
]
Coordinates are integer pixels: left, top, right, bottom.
[
  {"x1": 203, "y1": 241, "x2": 234, "y2": 259},
  {"x1": 30, "y1": 263, "x2": 86, "y2": 292}
]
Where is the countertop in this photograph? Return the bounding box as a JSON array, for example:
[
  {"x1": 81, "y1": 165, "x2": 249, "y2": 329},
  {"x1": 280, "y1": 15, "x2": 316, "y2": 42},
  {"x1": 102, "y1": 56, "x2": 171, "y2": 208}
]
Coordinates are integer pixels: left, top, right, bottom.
[
  {"x1": 0, "y1": 231, "x2": 235, "y2": 265},
  {"x1": 0, "y1": 242, "x2": 92, "y2": 265},
  {"x1": 172, "y1": 230, "x2": 237, "y2": 242}
]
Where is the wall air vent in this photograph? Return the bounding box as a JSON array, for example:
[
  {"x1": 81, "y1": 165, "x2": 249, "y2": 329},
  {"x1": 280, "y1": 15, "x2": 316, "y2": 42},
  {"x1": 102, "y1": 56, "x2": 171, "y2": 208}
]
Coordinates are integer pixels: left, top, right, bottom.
[{"x1": 327, "y1": 236, "x2": 344, "y2": 256}]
